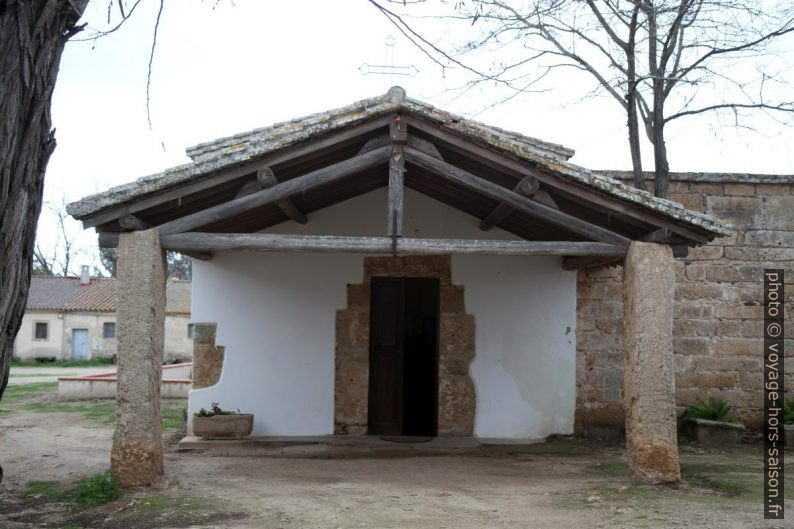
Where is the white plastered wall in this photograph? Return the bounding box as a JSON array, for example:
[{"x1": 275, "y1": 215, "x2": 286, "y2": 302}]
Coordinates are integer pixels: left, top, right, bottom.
[
  {"x1": 189, "y1": 188, "x2": 577, "y2": 438},
  {"x1": 13, "y1": 312, "x2": 64, "y2": 360}
]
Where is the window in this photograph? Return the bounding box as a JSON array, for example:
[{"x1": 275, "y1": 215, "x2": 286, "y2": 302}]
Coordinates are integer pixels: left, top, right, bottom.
[
  {"x1": 34, "y1": 322, "x2": 48, "y2": 341},
  {"x1": 187, "y1": 324, "x2": 194, "y2": 339},
  {"x1": 103, "y1": 322, "x2": 116, "y2": 339}
]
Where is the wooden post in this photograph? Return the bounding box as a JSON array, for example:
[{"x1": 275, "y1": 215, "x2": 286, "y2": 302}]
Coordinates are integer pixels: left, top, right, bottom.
[
  {"x1": 387, "y1": 114, "x2": 407, "y2": 237},
  {"x1": 111, "y1": 229, "x2": 166, "y2": 487}
]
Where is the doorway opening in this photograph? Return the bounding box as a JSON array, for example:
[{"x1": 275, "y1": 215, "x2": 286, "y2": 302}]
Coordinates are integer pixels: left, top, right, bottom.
[{"x1": 368, "y1": 277, "x2": 440, "y2": 436}]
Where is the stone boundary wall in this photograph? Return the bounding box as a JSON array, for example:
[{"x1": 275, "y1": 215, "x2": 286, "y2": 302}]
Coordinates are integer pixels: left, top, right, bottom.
[{"x1": 576, "y1": 178, "x2": 794, "y2": 434}]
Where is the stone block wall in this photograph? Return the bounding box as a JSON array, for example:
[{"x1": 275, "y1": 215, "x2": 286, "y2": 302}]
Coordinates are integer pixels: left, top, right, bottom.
[{"x1": 576, "y1": 177, "x2": 794, "y2": 434}]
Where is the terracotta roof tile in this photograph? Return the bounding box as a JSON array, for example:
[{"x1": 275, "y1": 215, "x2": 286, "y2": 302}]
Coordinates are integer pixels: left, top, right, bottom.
[{"x1": 26, "y1": 276, "x2": 190, "y2": 314}]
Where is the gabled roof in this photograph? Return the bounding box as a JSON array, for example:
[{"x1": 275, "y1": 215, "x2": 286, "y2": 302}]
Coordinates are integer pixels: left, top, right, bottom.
[
  {"x1": 26, "y1": 276, "x2": 191, "y2": 314},
  {"x1": 66, "y1": 87, "x2": 730, "y2": 249}
]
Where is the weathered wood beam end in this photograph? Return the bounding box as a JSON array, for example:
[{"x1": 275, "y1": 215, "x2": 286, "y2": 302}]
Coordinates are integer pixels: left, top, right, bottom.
[
  {"x1": 119, "y1": 214, "x2": 151, "y2": 232},
  {"x1": 358, "y1": 134, "x2": 390, "y2": 155},
  {"x1": 257, "y1": 167, "x2": 308, "y2": 224}
]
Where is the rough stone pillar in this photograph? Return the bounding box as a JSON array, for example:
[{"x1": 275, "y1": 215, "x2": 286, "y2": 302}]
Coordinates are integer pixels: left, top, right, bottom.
[
  {"x1": 111, "y1": 229, "x2": 166, "y2": 487},
  {"x1": 192, "y1": 323, "x2": 225, "y2": 389},
  {"x1": 623, "y1": 241, "x2": 681, "y2": 484}
]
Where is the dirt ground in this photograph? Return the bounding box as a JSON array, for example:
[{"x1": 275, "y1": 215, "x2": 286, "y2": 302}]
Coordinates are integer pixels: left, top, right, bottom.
[{"x1": 0, "y1": 383, "x2": 791, "y2": 529}]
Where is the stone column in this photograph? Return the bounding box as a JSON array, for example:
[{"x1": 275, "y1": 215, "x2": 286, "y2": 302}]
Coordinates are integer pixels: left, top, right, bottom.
[
  {"x1": 111, "y1": 229, "x2": 166, "y2": 487},
  {"x1": 623, "y1": 241, "x2": 681, "y2": 484}
]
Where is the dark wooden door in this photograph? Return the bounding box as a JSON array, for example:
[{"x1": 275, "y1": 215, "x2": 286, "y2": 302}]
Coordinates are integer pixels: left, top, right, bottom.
[
  {"x1": 368, "y1": 278, "x2": 405, "y2": 435},
  {"x1": 368, "y1": 277, "x2": 440, "y2": 436}
]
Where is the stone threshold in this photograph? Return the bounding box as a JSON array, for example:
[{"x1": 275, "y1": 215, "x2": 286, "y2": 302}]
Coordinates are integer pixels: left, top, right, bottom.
[{"x1": 176, "y1": 435, "x2": 543, "y2": 458}]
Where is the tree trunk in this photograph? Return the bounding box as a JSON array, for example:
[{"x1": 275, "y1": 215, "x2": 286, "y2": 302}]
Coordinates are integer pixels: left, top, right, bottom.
[
  {"x1": 625, "y1": 6, "x2": 645, "y2": 192},
  {"x1": 626, "y1": 79, "x2": 645, "y2": 192},
  {"x1": 651, "y1": 108, "x2": 671, "y2": 198},
  {"x1": 0, "y1": 0, "x2": 88, "y2": 408}
]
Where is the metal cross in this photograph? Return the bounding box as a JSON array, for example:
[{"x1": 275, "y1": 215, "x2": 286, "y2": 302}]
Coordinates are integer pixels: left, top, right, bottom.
[{"x1": 359, "y1": 35, "x2": 419, "y2": 87}]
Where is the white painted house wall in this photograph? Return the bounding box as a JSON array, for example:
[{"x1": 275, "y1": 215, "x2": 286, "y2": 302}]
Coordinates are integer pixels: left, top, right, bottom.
[{"x1": 189, "y1": 188, "x2": 577, "y2": 439}]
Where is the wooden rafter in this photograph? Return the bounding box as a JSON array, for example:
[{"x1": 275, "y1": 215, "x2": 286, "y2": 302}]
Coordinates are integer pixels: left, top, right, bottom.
[
  {"x1": 256, "y1": 167, "x2": 307, "y2": 224},
  {"x1": 154, "y1": 145, "x2": 391, "y2": 235},
  {"x1": 405, "y1": 115, "x2": 710, "y2": 244},
  {"x1": 479, "y1": 176, "x2": 539, "y2": 231},
  {"x1": 80, "y1": 116, "x2": 392, "y2": 229},
  {"x1": 403, "y1": 146, "x2": 631, "y2": 246},
  {"x1": 97, "y1": 231, "x2": 628, "y2": 257}
]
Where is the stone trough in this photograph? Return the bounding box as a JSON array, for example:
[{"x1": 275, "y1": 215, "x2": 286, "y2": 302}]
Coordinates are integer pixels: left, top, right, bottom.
[{"x1": 58, "y1": 362, "x2": 192, "y2": 401}]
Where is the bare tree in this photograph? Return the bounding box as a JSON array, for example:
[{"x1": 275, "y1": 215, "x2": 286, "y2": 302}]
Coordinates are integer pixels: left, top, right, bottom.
[
  {"x1": 368, "y1": 0, "x2": 794, "y2": 197},
  {"x1": 0, "y1": 0, "x2": 161, "y2": 409},
  {"x1": 32, "y1": 200, "x2": 82, "y2": 276},
  {"x1": 0, "y1": 1, "x2": 90, "y2": 418}
]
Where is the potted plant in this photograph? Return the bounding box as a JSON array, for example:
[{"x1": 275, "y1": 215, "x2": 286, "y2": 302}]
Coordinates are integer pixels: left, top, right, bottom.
[
  {"x1": 784, "y1": 399, "x2": 794, "y2": 449},
  {"x1": 682, "y1": 397, "x2": 745, "y2": 447},
  {"x1": 192, "y1": 402, "x2": 253, "y2": 440}
]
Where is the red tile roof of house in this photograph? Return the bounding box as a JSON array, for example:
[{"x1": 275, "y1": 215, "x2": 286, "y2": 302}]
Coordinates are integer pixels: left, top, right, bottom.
[{"x1": 26, "y1": 276, "x2": 190, "y2": 314}]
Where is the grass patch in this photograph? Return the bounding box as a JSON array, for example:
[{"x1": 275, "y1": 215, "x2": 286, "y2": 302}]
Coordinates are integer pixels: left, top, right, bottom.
[
  {"x1": 11, "y1": 358, "x2": 114, "y2": 368},
  {"x1": 686, "y1": 476, "x2": 749, "y2": 496},
  {"x1": 20, "y1": 398, "x2": 186, "y2": 432},
  {"x1": 24, "y1": 401, "x2": 117, "y2": 424},
  {"x1": 22, "y1": 471, "x2": 121, "y2": 508},
  {"x1": 0, "y1": 382, "x2": 57, "y2": 406},
  {"x1": 23, "y1": 480, "x2": 61, "y2": 498},
  {"x1": 72, "y1": 471, "x2": 121, "y2": 507},
  {"x1": 162, "y1": 401, "x2": 187, "y2": 432}
]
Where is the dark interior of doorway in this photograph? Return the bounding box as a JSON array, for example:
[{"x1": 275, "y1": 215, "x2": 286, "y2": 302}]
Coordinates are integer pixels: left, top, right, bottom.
[{"x1": 368, "y1": 277, "x2": 439, "y2": 437}]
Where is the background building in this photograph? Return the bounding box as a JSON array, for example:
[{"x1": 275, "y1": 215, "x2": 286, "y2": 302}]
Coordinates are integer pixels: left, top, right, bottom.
[{"x1": 14, "y1": 267, "x2": 192, "y2": 362}]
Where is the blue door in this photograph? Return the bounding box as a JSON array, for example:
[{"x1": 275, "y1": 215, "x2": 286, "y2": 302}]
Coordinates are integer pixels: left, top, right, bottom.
[{"x1": 72, "y1": 329, "x2": 89, "y2": 360}]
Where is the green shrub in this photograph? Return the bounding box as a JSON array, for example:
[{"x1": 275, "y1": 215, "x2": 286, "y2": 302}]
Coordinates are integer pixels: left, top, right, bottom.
[
  {"x1": 784, "y1": 399, "x2": 794, "y2": 424},
  {"x1": 194, "y1": 402, "x2": 239, "y2": 417},
  {"x1": 683, "y1": 398, "x2": 736, "y2": 423},
  {"x1": 72, "y1": 471, "x2": 121, "y2": 507}
]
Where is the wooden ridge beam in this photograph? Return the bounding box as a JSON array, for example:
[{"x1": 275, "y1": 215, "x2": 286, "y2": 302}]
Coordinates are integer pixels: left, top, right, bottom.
[
  {"x1": 154, "y1": 145, "x2": 391, "y2": 235},
  {"x1": 80, "y1": 116, "x2": 392, "y2": 229},
  {"x1": 403, "y1": 147, "x2": 631, "y2": 246},
  {"x1": 97, "y1": 231, "x2": 628, "y2": 257},
  {"x1": 257, "y1": 167, "x2": 308, "y2": 224}
]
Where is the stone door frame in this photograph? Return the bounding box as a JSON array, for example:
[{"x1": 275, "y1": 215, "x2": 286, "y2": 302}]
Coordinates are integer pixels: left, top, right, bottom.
[{"x1": 334, "y1": 255, "x2": 476, "y2": 436}]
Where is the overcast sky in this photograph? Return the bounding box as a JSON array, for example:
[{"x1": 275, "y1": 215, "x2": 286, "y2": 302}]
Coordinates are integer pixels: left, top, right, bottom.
[{"x1": 40, "y1": 0, "x2": 794, "y2": 273}]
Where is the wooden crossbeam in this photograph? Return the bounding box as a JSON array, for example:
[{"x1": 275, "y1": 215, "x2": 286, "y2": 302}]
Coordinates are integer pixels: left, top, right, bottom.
[
  {"x1": 257, "y1": 167, "x2": 307, "y2": 224},
  {"x1": 403, "y1": 147, "x2": 631, "y2": 246},
  {"x1": 80, "y1": 116, "x2": 393, "y2": 229},
  {"x1": 479, "y1": 176, "x2": 539, "y2": 231},
  {"x1": 154, "y1": 146, "x2": 391, "y2": 235},
  {"x1": 97, "y1": 231, "x2": 628, "y2": 257},
  {"x1": 360, "y1": 133, "x2": 443, "y2": 160},
  {"x1": 561, "y1": 255, "x2": 623, "y2": 270}
]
